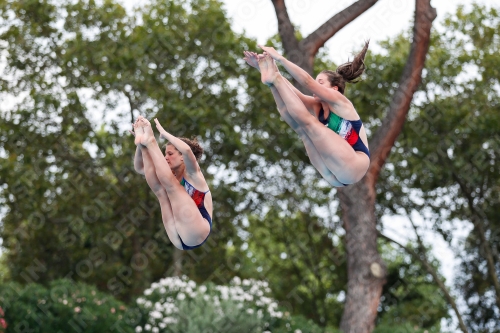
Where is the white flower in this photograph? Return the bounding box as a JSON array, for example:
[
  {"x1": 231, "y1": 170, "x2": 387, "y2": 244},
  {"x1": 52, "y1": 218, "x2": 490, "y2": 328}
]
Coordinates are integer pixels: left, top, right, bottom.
[
  {"x1": 198, "y1": 285, "x2": 207, "y2": 294},
  {"x1": 137, "y1": 298, "x2": 146, "y2": 305},
  {"x1": 242, "y1": 279, "x2": 251, "y2": 286},
  {"x1": 163, "y1": 317, "x2": 178, "y2": 324},
  {"x1": 260, "y1": 296, "x2": 272, "y2": 304},
  {"x1": 246, "y1": 308, "x2": 254, "y2": 314},
  {"x1": 135, "y1": 327, "x2": 143, "y2": 333},
  {"x1": 162, "y1": 302, "x2": 177, "y2": 314},
  {"x1": 294, "y1": 330, "x2": 302, "y2": 333},
  {"x1": 177, "y1": 293, "x2": 186, "y2": 300},
  {"x1": 219, "y1": 287, "x2": 229, "y2": 300},
  {"x1": 203, "y1": 295, "x2": 210, "y2": 301},
  {"x1": 152, "y1": 328, "x2": 159, "y2": 333},
  {"x1": 144, "y1": 289, "x2": 152, "y2": 296},
  {"x1": 145, "y1": 324, "x2": 151, "y2": 331},
  {"x1": 232, "y1": 276, "x2": 241, "y2": 285},
  {"x1": 154, "y1": 302, "x2": 163, "y2": 311},
  {"x1": 150, "y1": 311, "x2": 162, "y2": 319},
  {"x1": 159, "y1": 287, "x2": 166, "y2": 294}
]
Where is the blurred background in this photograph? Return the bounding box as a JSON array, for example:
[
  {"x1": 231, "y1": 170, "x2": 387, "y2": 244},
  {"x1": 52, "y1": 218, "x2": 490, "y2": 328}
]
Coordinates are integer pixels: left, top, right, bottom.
[{"x1": 0, "y1": 0, "x2": 499, "y2": 332}]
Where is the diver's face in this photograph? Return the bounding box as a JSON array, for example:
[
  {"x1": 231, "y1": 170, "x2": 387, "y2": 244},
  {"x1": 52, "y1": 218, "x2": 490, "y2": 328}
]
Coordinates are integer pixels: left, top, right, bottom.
[
  {"x1": 165, "y1": 145, "x2": 183, "y2": 168},
  {"x1": 313, "y1": 73, "x2": 338, "y2": 100}
]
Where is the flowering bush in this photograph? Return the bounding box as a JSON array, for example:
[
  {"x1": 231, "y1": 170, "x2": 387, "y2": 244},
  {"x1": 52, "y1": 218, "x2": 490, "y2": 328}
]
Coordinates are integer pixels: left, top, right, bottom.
[
  {"x1": 0, "y1": 279, "x2": 133, "y2": 333},
  {"x1": 134, "y1": 276, "x2": 322, "y2": 333},
  {"x1": 0, "y1": 306, "x2": 7, "y2": 333}
]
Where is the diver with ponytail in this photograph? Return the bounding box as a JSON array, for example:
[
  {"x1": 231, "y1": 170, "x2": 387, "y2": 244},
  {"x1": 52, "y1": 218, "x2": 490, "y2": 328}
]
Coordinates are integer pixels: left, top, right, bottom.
[{"x1": 244, "y1": 42, "x2": 370, "y2": 186}]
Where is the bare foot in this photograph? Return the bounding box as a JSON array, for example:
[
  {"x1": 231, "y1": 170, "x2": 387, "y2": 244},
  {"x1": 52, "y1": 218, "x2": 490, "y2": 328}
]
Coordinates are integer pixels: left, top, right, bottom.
[
  {"x1": 133, "y1": 117, "x2": 144, "y2": 146},
  {"x1": 258, "y1": 54, "x2": 273, "y2": 87},
  {"x1": 137, "y1": 118, "x2": 156, "y2": 146},
  {"x1": 269, "y1": 55, "x2": 280, "y2": 76},
  {"x1": 259, "y1": 54, "x2": 277, "y2": 86}
]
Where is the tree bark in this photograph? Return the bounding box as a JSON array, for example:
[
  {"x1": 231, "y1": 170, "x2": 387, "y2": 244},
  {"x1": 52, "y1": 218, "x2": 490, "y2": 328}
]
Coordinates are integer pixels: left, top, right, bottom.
[
  {"x1": 271, "y1": 1, "x2": 436, "y2": 332},
  {"x1": 337, "y1": 181, "x2": 383, "y2": 333}
]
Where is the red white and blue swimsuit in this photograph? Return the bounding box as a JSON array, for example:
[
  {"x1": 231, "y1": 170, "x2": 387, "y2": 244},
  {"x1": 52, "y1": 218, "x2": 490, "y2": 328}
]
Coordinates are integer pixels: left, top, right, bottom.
[
  {"x1": 318, "y1": 107, "x2": 370, "y2": 157},
  {"x1": 178, "y1": 178, "x2": 212, "y2": 250},
  {"x1": 318, "y1": 107, "x2": 370, "y2": 186}
]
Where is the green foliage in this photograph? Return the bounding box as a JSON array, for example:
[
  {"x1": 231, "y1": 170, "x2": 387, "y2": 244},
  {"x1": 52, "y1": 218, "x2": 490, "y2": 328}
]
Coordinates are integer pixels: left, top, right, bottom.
[
  {"x1": 0, "y1": 279, "x2": 133, "y2": 333},
  {"x1": 373, "y1": 4, "x2": 500, "y2": 332},
  {"x1": 377, "y1": 244, "x2": 448, "y2": 332},
  {"x1": 241, "y1": 210, "x2": 346, "y2": 327},
  {"x1": 0, "y1": 0, "x2": 270, "y2": 300},
  {"x1": 374, "y1": 322, "x2": 440, "y2": 333},
  {"x1": 0, "y1": 253, "x2": 9, "y2": 283}
]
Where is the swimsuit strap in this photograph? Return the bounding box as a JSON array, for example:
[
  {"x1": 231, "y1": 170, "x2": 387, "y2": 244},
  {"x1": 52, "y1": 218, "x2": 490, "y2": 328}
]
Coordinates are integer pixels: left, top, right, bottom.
[
  {"x1": 181, "y1": 177, "x2": 210, "y2": 209},
  {"x1": 182, "y1": 177, "x2": 210, "y2": 194}
]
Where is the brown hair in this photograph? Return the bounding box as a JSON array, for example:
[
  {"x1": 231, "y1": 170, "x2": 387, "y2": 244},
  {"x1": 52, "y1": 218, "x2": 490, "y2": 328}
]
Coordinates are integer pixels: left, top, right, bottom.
[
  {"x1": 165, "y1": 137, "x2": 204, "y2": 161},
  {"x1": 320, "y1": 40, "x2": 369, "y2": 94}
]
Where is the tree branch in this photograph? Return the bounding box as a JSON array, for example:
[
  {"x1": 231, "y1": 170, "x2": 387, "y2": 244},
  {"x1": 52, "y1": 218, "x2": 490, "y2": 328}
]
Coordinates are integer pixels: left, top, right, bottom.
[
  {"x1": 378, "y1": 231, "x2": 469, "y2": 333},
  {"x1": 270, "y1": 0, "x2": 301, "y2": 56},
  {"x1": 367, "y1": 0, "x2": 437, "y2": 186},
  {"x1": 272, "y1": 0, "x2": 379, "y2": 76},
  {"x1": 449, "y1": 167, "x2": 500, "y2": 310},
  {"x1": 123, "y1": 90, "x2": 137, "y2": 125},
  {"x1": 300, "y1": 0, "x2": 378, "y2": 56}
]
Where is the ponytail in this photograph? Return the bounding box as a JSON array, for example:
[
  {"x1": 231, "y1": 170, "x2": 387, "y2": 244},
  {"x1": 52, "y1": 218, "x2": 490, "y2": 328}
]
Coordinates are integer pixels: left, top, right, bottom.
[{"x1": 321, "y1": 40, "x2": 369, "y2": 94}]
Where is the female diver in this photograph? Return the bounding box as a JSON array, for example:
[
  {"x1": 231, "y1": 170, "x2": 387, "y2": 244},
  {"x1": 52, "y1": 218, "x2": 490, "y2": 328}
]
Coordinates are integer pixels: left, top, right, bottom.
[
  {"x1": 243, "y1": 42, "x2": 370, "y2": 186},
  {"x1": 131, "y1": 116, "x2": 212, "y2": 250}
]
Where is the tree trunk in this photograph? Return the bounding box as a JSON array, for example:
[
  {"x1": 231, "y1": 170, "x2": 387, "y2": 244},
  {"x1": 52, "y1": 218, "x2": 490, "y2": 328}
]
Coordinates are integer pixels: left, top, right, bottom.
[
  {"x1": 270, "y1": 1, "x2": 436, "y2": 331},
  {"x1": 337, "y1": 181, "x2": 384, "y2": 332},
  {"x1": 339, "y1": 1, "x2": 436, "y2": 331}
]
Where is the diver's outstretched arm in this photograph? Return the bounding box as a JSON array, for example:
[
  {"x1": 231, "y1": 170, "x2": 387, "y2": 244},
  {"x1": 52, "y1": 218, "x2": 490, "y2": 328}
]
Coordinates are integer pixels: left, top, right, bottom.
[{"x1": 258, "y1": 45, "x2": 350, "y2": 109}]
